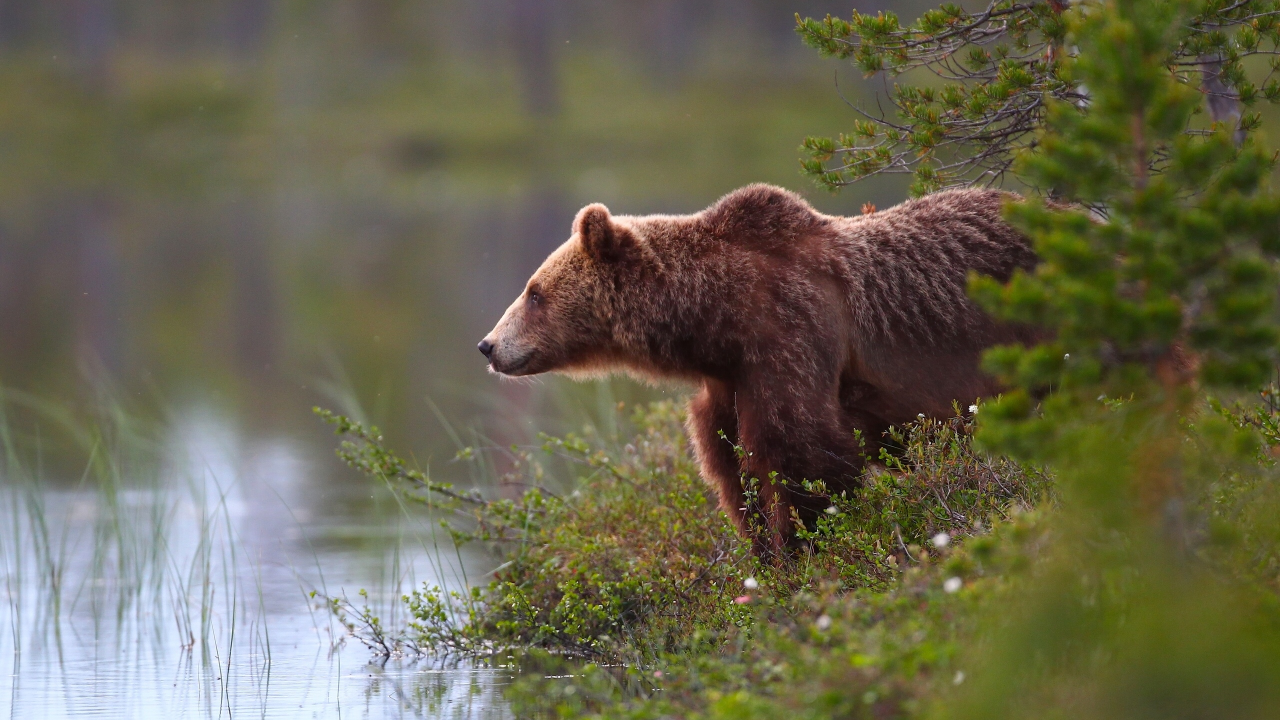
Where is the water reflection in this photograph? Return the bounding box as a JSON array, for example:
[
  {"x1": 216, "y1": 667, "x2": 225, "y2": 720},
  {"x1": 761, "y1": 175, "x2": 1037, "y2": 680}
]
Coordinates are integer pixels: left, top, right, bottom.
[{"x1": 0, "y1": 402, "x2": 507, "y2": 718}]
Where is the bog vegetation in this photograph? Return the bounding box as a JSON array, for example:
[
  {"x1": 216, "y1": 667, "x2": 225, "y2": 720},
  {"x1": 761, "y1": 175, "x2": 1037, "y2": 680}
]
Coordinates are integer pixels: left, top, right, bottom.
[{"x1": 322, "y1": 1, "x2": 1280, "y2": 717}]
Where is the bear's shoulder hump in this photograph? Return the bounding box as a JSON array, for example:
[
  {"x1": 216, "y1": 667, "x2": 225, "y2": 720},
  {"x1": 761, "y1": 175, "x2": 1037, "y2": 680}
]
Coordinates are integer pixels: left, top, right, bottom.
[{"x1": 700, "y1": 184, "x2": 820, "y2": 242}]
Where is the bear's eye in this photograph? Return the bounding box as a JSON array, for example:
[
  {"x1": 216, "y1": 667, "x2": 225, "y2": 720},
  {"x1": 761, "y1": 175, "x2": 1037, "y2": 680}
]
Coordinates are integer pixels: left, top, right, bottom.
[{"x1": 527, "y1": 289, "x2": 542, "y2": 306}]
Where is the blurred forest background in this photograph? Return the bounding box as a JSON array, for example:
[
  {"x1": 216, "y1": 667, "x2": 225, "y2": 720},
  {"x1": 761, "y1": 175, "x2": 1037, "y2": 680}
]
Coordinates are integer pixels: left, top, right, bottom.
[{"x1": 0, "y1": 0, "x2": 938, "y2": 479}]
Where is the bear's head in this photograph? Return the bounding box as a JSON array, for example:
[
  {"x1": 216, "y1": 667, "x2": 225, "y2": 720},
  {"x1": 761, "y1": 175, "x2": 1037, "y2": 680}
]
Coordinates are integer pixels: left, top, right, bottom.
[{"x1": 479, "y1": 203, "x2": 638, "y2": 377}]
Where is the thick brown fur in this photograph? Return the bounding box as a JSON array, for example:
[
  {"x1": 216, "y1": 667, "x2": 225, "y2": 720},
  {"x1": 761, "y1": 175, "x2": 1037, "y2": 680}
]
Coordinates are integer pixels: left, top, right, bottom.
[{"x1": 480, "y1": 184, "x2": 1040, "y2": 558}]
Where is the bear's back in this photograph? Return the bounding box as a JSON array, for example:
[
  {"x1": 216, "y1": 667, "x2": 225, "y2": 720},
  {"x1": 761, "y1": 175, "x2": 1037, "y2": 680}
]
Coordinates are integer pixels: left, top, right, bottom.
[
  {"x1": 665, "y1": 184, "x2": 1037, "y2": 348},
  {"x1": 831, "y1": 188, "x2": 1038, "y2": 346}
]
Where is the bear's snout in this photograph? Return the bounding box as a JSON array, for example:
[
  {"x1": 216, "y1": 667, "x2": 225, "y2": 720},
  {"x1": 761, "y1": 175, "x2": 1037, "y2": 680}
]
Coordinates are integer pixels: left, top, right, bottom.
[{"x1": 478, "y1": 331, "x2": 535, "y2": 376}]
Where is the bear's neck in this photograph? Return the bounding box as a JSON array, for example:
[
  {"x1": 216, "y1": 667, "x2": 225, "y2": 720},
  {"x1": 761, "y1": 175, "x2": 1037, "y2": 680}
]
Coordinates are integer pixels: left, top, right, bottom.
[{"x1": 608, "y1": 243, "x2": 740, "y2": 382}]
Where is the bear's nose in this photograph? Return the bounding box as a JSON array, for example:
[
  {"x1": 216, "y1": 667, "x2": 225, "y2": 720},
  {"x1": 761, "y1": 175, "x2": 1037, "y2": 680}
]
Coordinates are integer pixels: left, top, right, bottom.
[{"x1": 477, "y1": 339, "x2": 495, "y2": 359}]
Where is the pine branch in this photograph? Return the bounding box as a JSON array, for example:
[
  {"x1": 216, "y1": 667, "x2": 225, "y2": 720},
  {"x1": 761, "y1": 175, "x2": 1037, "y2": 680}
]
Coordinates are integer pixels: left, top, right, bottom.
[{"x1": 798, "y1": 0, "x2": 1280, "y2": 193}]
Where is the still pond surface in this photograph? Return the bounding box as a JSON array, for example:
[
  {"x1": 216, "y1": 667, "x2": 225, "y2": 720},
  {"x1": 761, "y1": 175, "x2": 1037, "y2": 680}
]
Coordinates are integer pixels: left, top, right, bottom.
[{"x1": 1, "y1": 406, "x2": 512, "y2": 719}]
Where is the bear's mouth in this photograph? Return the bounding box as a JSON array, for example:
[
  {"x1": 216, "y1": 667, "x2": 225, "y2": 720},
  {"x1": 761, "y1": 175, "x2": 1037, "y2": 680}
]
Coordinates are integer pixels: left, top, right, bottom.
[{"x1": 491, "y1": 351, "x2": 535, "y2": 376}]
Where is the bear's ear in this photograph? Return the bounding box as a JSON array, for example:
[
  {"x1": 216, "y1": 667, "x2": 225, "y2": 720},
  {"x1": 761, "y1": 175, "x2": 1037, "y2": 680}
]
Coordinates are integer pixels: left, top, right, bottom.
[{"x1": 574, "y1": 204, "x2": 632, "y2": 263}]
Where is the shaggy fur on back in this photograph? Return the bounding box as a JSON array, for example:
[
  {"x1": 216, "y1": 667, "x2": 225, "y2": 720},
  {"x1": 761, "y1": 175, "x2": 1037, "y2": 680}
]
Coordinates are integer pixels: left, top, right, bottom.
[{"x1": 480, "y1": 184, "x2": 1039, "y2": 557}]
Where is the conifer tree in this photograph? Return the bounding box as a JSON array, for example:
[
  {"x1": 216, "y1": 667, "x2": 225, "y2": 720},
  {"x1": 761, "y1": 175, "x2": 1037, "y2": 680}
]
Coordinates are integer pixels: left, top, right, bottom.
[
  {"x1": 797, "y1": 0, "x2": 1280, "y2": 194},
  {"x1": 937, "y1": 1, "x2": 1280, "y2": 715}
]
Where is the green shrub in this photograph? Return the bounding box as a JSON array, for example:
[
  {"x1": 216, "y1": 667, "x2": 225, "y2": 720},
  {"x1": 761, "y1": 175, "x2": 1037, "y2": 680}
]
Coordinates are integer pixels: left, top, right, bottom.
[
  {"x1": 503, "y1": 505, "x2": 1053, "y2": 720},
  {"x1": 497, "y1": 393, "x2": 1280, "y2": 720},
  {"x1": 319, "y1": 400, "x2": 753, "y2": 661},
  {"x1": 798, "y1": 411, "x2": 1051, "y2": 590},
  {"x1": 317, "y1": 399, "x2": 1048, "y2": 667}
]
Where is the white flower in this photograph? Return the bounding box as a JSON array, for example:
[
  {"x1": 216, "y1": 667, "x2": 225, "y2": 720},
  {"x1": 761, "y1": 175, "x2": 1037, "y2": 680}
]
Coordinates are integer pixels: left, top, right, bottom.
[
  {"x1": 816, "y1": 614, "x2": 832, "y2": 631},
  {"x1": 953, "y1": 670, "x2": 966, "y2": 685},
  {"x1": 743, "y1": 577, "x2": 759, "y2": 590},
  {"x1": 825, "y1": 505, "x2": 839, "y2": 515},
  {"x1": 943, "y1": 576, "x2": 963, "y2": 594},
  {"x1": 931, "y1": 532, "x2": 951, "y2": 548},
  {"x1": 917, "y1": 413, "x2": 925, "y2": 419},
  {"x1": 968, "y1": 404, "x2": 978, "y2": 414},
  {"x1": 1064, "y1": 353, "x2": 1070, "y2": 360}
]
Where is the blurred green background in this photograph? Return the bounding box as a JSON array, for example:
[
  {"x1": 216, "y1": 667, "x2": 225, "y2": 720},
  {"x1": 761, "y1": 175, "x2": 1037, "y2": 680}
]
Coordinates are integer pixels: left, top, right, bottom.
[{"x1": 0, "y1": 0, "x2": 938, "y2": 479}]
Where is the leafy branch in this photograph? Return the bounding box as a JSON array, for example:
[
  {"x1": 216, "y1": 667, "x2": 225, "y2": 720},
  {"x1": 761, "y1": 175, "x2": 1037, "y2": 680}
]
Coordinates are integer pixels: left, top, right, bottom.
[{"x1": 314, "y1": 407, "x2": 485, "y2": 507}]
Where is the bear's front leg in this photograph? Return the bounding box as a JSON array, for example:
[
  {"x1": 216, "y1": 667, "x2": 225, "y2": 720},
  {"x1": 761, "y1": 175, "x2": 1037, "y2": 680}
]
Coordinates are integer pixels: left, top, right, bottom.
[{"x1": 734, "y1": 373, "x2": 868, "y2": 558}]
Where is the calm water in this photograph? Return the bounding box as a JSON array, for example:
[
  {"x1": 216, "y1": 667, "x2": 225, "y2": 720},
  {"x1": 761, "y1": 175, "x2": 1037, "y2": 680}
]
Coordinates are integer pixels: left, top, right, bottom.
[
  {"x1": 0, "y1": 403, "x2": 512, "y2": 718},
  {"x1": 0, "y1": 2, "x2": 911, "y2": 716}
]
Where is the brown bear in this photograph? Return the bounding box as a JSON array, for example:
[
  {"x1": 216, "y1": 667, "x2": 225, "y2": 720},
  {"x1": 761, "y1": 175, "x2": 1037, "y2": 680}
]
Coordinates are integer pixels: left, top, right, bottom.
[{"x1": 478, "y1": 184, "x2": 1039, "y2": 557}]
